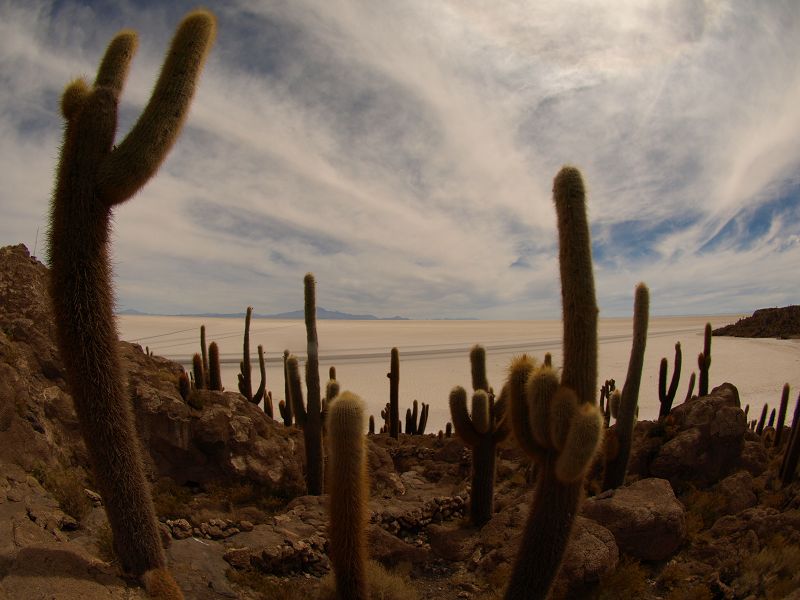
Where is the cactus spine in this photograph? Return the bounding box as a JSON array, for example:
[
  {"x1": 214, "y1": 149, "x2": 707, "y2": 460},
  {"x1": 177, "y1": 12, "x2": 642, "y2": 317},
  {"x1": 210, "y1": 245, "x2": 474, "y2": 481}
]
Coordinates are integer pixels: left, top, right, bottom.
[
  {"x1": 388, "y1": 347, "x2": 400, "y2": 438},
  {"x1": 504, "y1": 167, "x2": 603, "y2": 600},
  {"x1": 327, "y1": 392, "x2": 369, "y2": 600},
  {"x1": 698, "y1": 323, "x2": 712, "y2": 396},
  {"x1": 602, "y1": 283, "x2": 649, "y2": 491},
  {"x1": 658, "y1": 342, "x2": 682, "y2": 418},
  {"x1": 47, "y1": 9, "x2": 215, "y2": 593}
]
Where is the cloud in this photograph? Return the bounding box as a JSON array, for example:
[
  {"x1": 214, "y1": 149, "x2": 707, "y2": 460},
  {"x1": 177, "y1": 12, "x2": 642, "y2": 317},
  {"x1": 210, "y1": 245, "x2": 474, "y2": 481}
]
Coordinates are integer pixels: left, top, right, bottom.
[{"x1": 1, "y1": 0, "x2": 799, "y2": 319}]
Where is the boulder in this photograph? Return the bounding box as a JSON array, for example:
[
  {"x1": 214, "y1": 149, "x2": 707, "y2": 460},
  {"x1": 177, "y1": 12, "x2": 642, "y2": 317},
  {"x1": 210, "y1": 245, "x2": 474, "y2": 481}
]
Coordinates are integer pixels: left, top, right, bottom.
[
  {"x1": 650, "y1": 383, "x2": 747, "y2": 489},
  {"x1": 581, "y1": 478, "x2": 685, "y2": 561},
  {"x1": 715, "y1": 471, "x2": 757, "y2": 515}
]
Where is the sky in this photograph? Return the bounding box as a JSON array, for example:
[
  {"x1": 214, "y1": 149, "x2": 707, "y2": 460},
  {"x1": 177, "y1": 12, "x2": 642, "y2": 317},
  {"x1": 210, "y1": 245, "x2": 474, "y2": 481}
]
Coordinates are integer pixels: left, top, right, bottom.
[{"x1": 1, "y1": 0, "x2": 799, "y2": 320}]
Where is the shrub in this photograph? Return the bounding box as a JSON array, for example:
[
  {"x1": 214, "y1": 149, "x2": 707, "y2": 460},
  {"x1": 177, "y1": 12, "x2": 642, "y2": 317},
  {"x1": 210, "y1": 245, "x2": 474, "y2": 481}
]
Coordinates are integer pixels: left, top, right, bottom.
[
  {"x1": 593, "y1": 556, "x2": 649, "y2": 599},
  {"x1": 318, "y1": 560, "x2": 420, "y2": 600},
  {"x1": 32, "y1": 463, "x2": 92, "y2": 521}
]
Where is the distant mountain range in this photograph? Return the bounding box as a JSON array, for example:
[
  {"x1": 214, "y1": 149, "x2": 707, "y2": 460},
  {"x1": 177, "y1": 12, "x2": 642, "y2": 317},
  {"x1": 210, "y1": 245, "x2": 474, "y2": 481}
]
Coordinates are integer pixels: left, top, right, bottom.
[{"x1": 116, "y1": 306, "x2": 410, "y2": 320}]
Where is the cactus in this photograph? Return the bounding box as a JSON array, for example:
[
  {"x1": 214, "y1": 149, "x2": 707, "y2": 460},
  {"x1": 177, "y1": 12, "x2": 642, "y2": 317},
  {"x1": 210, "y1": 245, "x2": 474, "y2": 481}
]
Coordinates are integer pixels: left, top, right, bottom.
[
  {"x1": 779, "y1": 392, "x2": 800, "y2": 486},
  {"x1": 775, "y1": 384, "x2": 790, "y2": 448},
  {"x1": 330, "y1": 366, "x2": 337, "y2": 380},
  {"x1": 280, "y1": 349, "x2": 293, "y2": 426},
  {"x1": 768, "y1": 408, "x2": 776, "y2": 428},
  {"x1": 208, "y1": 341, "x2": 222, "y2": 391},
  {"x1": 449, "y1": 386, "x2": 509, "y2": 526},
  {"x1": 237, "y1": 307, "x2": 266, "y2": 404},
  {"x1": 368, "y1": 415, "x2": 375, "y2": 435},
  {"x1": 504, "y1": 167, "x2": 604, "y2": 600},
  {"x1": 327, "y1": 392, "x2": 369, "y2": 599},
  {"x1": 471, "y1": 345, "x2": 490, "y2": 392},
  {"x1": 446, "y1": 422, "x2": 452, "y2": 437},
  {"x1": 756, "y1": 404, "x2": 769, "y2": 436},
  {"x1": 178, "y1": 372, "x2": 190, "y2": 401},
  {"x1": 264, "y1": 391, "x2": 274, "y2": 419},
  {"x1": 192, "y1": 353, "x2": 205, "y2": 391},
  {"x1": 200, "y1": 325, "x2": 209, "y2": 387},
  {"x1": 388, "y1": 347, "x2": 400, "y2": 438},
  {"x1": 599, "y1": 379, "x2": 615, "y2": 428},
  {"x1": 685, "y1": 372, "x2": 696, "y2": 402},
  {"x1": 658, "y1": 342, "x2": 682, "y2": 419},
  {"x1": 46, "y1": 9, "x2": 215, "y2": 592},
  {"x1": 602, "y1": 284, "x2": 649, "y2": 491},
  {"x1": 698, "y1": 323, "x2": 712, "y2": 396},
  {"x1": 405, "y1": 399, "x2": 429, "y2": 435}
]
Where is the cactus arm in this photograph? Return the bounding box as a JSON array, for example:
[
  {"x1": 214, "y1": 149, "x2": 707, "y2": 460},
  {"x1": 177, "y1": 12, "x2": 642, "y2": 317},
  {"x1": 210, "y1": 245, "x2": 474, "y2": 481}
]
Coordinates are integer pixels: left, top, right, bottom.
[
  {"x1": 470, "y1": 344, "x2": 490, "y2": 392},
  {"x1": 97, "y1": 11, "x2": 216, "y2": 207},
  {"x1": 327, "y1": 392, "x2": 369, "y2": 600},
  {"x1": 556, "y1": 402, "x2": 603, "y2": 483},
  {"x1": 448, "y1": 386, "x2": 481, "y2": 446},
  {"x1": 93, "y1": 31, "x2": 137, "y2": 94},
  {"x1": 667, "y1": 342, "x2": 682, "y2": 404},
  {"x1": 506, "y1": 355, "x2": 544, "y2": 459},
  {"x1": 780, "y1": 392, "x2": 800, "y2": 486},
  {"x1": 239, "y1": 307, "x2": 253, "y2": 401},
  {"x1": 200, "y1": 325, "x2": 209, "y2": 387},
  {"x1": 553, "y1": 167, "x2": 598, "y2": 406},
  {"x1": 418, "y1": 402, "x2": 429, "y2": 435},
  {"x1": 282, "y1": 349, "x2": 293, "y2": 425},
  {"x1": 756, "y1": 404, "x2": 768, "y2": 436}
]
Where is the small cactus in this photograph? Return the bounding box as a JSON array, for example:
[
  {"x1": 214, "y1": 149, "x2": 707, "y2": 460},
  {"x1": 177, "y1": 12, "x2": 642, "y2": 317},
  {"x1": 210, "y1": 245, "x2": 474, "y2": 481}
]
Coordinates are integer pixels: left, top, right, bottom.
[
  {"x1": 208, "y1": 341, "x2": 222, "y2": 391},
  {"x1": 281, "y1": 349, "x2": 293, "y2": 426},
  {"x1": 658, "y1": 342, "x2": 682, "y2": 419},
  {"x1": 775, "y1": 384, "x2": 790, "y2": 448},
  {"x1": 177, "y1": 371, "x2": 190, "y2": 401},
  {"x1": 327, "y1": 392, "x2": 369, "y2": 599},
  {"x1": 192, "y1": 354, "x2": 205, "y2": 391},
  {"x1": 698, "y1": 323, "x2": 712, "y2": 396},
  {"x1": 756, "y1": 404, "x2": 769, "y2": 436}
]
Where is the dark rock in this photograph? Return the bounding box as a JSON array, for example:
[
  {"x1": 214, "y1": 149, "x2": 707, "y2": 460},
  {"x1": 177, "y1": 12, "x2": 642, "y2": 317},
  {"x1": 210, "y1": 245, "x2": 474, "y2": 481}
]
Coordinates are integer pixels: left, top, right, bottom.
[{"x1": 581, "y1": 478, "x2": 685, "y2": 561}]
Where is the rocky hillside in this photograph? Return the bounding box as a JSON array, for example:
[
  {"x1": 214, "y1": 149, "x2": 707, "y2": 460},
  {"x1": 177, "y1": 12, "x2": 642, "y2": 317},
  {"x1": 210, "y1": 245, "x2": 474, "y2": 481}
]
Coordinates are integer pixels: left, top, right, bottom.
[
  {"x1": 1, "y1": 243, "x2": 799, "y2": 599},
  {"x1": 713, "y1": 305, "x2": 800, "y2": 338}
]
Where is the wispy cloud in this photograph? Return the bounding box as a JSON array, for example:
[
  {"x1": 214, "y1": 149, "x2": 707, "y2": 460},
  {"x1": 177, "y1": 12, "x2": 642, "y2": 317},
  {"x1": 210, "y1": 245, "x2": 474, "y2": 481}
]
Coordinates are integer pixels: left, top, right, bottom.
[{"x1": 1, "y1": 0, "x2": 798, "y2": 318}]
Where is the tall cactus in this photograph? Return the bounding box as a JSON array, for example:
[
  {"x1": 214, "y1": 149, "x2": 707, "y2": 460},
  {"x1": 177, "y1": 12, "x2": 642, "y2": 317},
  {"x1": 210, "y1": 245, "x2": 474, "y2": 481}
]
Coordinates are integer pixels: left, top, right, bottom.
[
  {"x1": 200, "y1": 324, "x2": 209, "y2": 388},
  {"x1": 504, "y1": 167, "x2": 604, "y2": 600},
  {"x1": 698, "y1": 323, "x2": 712, "y2": 396},
  {"x1": 388, "y1": 347, "x2": 400, "y2": 438},
  {"x1": 327, "y1": 392, "x2": 369, "y2": 600},
  {"x1": 779, "y1": 392, "x2": 800, "y2": 486},
  {"x1": 602, "y1": 284, "x2": 649, "y2": 491},
  {"x1": 658, "y1": 342, "x2": 682, "y2": 419},
  {"x1": 238, "y1": 307, "x2": 254, "y2": 401},
  {"x1": 279, "y1": 349, "x2": 293, "y2": 426},
  {"x1": 47, "y1": 9, "x2": 215, "y2": 595}
]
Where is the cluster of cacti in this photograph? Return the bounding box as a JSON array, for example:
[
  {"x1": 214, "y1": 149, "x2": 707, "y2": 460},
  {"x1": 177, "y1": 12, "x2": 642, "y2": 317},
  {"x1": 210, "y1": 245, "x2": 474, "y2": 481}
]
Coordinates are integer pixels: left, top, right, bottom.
[
  {"x1": 387, "y1": 347, "x2": 400, "y2": 438},
  {"x1": 405, "y1": 399, "x2": 430, "y2": 435},
  {"x1": 327, "y1": 392, "x2": 369, "y2": 599},
  {"x1": 179, "y1": 325, "x2": 223, "y2": 404},
  {"x1": 448, "y1": 344, "x2": 509, "y2": 526},
  {"x1": 698, "y1": 323, "x2": 712, "y2": 396},
  {"x1": 47, "y1": 9, "x2": 215, "y2": 597},
  {"x1": 286, "y1": 274, "x2": 325, "y2": 495},
  {"x1": 779, "y1": 390, "x2": 800, "y2": 486},
  {"x1": 658, "y1": 342, "x2": 682, "y2": 418},
  {"x1": 602, "y1": 284, "x2": 649, "y2": 491},
  {"x1": 503, "y1": 167, "x2": 604, "y2": 599}
]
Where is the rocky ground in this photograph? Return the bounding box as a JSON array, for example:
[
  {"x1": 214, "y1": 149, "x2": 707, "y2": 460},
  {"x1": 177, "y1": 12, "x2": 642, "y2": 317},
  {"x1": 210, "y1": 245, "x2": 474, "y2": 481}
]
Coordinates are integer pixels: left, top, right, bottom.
[
  {"x1": 713, "y1": 306, "x2": 800, "y2": 339},
  {"x1": 1, "y1": 243, "x2": 799, "y2": 599}
]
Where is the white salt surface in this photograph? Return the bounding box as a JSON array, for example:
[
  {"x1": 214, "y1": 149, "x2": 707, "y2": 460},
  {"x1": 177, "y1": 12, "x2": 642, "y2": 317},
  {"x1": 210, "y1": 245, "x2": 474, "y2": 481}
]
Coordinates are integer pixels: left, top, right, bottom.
[{"x1": 118, "y1": 315, "x2": 800, "y2": 434}]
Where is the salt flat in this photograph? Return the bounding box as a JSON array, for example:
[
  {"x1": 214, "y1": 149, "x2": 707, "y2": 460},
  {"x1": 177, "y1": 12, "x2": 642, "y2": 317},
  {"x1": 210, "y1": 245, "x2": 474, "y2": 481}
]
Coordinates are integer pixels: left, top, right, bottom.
[{"x1": 118, "y1": 315, "x2": 800, "y2": 434}]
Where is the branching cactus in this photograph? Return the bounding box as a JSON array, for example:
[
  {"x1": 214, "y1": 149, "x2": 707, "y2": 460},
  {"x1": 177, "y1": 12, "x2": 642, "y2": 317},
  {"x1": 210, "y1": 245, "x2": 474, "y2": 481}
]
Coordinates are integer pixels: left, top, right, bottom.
[
  {"x1": 405, "y1": 399, "x2": 430, "y2": 435},
  {"x1": 47, "y1": 10, "x2": 215, "y2": 595},
  {"x1": 603, "y1": 284, "x2": 649, "y2": 491},
  {"x1": 237, "y1": 307, "x2": 267, "y2": 405},
  {"x1": 698, "y1": 323, "x2": 712, "y2": 396},
  {"x1": 449, "y1": 386, "x2": 509, "y2": 526},
  {"x1": 504, "y1": 167, "x2": 604, "y2": 600},
  {"x1": 658, "y1": 342, "x2": 682, "y2": 418},
  {"x1": 327, "y1": 392, "x2": 369, "y2": 600}
]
